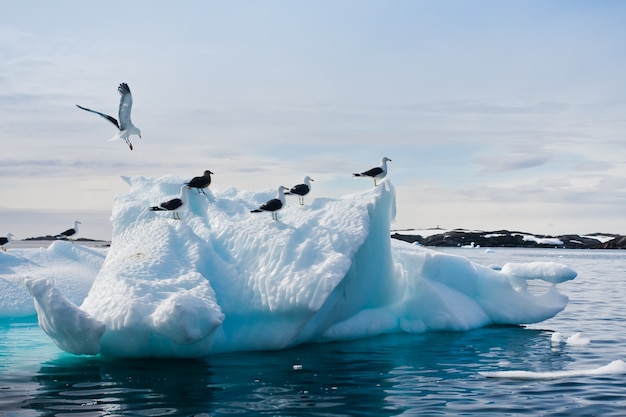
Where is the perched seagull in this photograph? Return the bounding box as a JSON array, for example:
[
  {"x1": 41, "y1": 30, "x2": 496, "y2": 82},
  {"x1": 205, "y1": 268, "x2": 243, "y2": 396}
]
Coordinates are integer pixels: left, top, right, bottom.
[
  {"x1": 1, "y1": 233, "x2": 13, "y2": 251},
  {"x1": 353, "y1": 157, "x2": 392, "y2": 186},
  {"x1": 251, "y1": 186, "x2": 288, "y2": 221},
  {"x1": 76, "y1": 82, "x2": 142, "y2": 151},
  {"x1": 286, "y1": 176, "x2": 314, "y2": 205},
  {"x1": 150, "y1": 185, "x2": 189, "y2": 220},
  {"x1": 56, "y1": 221, "x2": 81, "y2": 240},
  {"x1": 186, "y1": 170, "x2": 214, "y2": 194}
]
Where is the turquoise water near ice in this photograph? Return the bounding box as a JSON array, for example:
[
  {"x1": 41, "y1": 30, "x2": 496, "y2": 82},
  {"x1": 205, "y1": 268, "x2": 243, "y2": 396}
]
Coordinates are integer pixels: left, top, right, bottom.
[{"x1": 2, "y1": 248, "x2": 626, "y2": 416}]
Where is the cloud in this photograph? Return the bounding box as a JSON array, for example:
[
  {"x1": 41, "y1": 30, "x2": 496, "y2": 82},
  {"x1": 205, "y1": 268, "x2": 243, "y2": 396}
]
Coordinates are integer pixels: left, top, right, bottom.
[
  {"x1": 399, "y1": 100, "x2": 570, "y2": 115},
  {"x1": 0, "y1": 158, "x2": 162, "y2": 178},
  {"x1": 475, "y1": 153, "x2": 552, "y2": 173}
]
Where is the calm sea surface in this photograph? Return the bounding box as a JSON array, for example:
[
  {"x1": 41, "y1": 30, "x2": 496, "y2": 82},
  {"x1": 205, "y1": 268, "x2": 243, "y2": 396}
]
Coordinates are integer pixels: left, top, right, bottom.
[{"x1": 1, "y1": 248, "x2": 626, "y2": 416}]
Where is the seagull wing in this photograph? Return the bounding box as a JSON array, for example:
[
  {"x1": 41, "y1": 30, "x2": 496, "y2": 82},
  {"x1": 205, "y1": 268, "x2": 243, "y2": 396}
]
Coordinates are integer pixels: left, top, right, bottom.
[
  {"x1": 76, "y1": 105, "x2": 120, "y2": 129},
  {"x1": 117, "y1": 83, "x2": 133, "y2": 130},
  {"x1": 259, "y1": 198, "x2": 282, "y2": 212},
  {"x1": 289, "y1": 184, "x2": 309, "y2": 196},
  {"x1": 59, "y1": 228, "x2": 75, "y2": 237},
  {"x1": 186, "y1": 176, "x2": 209, "y2": 188},
  {"x1": 360, "y1": 167, "x2": 384, "y2": 177},
  {"x1": 160, "y1": 198, "x2": 183, "y2": 211}
]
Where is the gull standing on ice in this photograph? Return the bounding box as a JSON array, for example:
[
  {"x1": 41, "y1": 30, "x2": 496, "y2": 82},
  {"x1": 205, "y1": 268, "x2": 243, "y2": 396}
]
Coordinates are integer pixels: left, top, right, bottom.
[
  {"x1": 286, "y1": 176, "x2": 314, "y2": 205},
  {"x1": 353, "y1": 157, "x2": 392, "y2": 186},
  {"x1": 76, "y1": 83, "x2": 142, "y2": 151},
  {"x1": 150, "y1": 185, "x2": 189, "y2": 220},
  {"x1": 56, "y1": 221, "x2": 81, "y2": 240},
  {"x1": 251, "y1": 186, "x2": 288, "y2": 220},
  {"x1": 1, "y1": 233, "x2": 13, "y2": 251},
  {"x1": 186, "y1": 170, "x2": 214, "y2": 195}
]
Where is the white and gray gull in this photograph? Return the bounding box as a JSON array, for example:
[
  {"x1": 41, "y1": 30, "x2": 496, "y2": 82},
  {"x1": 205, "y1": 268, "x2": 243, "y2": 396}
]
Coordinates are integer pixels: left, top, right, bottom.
[
  {"x1": 76, "y1": 82, "x2": 142, "y2": 151},
  {"x1": 251, "y1": 186, "x2": 288, "y2": 220},
  {"x1": 1, "y1": 233, "x2": 13, "y2": 251},
  {"x1": 353, "y1": 157, "x2": 392, "y2": 186},
  {"x1": 56, "y1": 221, "x2": 81, "y2": 240},
  {"x1": 150, "y1": 185, "x2": 189, "y2": 220},
  {"x1": 286, "y1": 176, "x2": 314, "y2": 205}
]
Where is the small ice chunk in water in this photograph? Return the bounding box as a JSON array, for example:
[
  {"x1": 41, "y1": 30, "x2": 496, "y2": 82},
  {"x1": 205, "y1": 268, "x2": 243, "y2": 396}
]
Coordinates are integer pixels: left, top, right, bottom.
[
  {"x1": 566, "y1": 332, "x2": 590, "y2": 346},
  {"x1": 551, "y1": 332, "x2": 564, "y2": 345}
]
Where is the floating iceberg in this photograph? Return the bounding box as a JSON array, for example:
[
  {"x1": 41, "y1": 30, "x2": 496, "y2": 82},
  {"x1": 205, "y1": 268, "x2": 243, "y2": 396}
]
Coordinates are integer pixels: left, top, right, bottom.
[{"x1": 25, "y1": 176, "x2": 577, "y2": 358}]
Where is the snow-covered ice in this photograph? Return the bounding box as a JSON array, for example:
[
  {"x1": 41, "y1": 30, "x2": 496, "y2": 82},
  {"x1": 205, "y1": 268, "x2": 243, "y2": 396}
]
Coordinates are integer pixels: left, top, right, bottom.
[
  {"x1": 0, "y1": 241, "x2": 105, "y2": 317},
  {"x1": 5, "y1": 176, "x2": 578, "y2": 358},
  {"x1": 25, "y1": 277, "x2": 105, "y2": 355},
  {"x1": 521, "y1": 234, "x2": 564, "y2": 246}
]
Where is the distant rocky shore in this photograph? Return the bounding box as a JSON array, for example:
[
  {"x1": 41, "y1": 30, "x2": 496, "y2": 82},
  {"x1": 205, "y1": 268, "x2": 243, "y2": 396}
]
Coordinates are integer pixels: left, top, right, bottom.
[
  {"x1": 24, "y1": 235, "x2": 100, "y2": 242},
  {"x1": 20, "y1": 231, "x2": 626, "y2": 249},
  {"x1": 391, "y1": 229, "x2": 626, "y2": 249}
]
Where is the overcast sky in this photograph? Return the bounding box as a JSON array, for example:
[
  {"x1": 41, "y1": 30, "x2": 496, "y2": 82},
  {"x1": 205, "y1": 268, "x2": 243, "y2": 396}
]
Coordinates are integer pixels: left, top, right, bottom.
[{"x1": 2, "y1": 1, "x2": 625, "y2": 240}]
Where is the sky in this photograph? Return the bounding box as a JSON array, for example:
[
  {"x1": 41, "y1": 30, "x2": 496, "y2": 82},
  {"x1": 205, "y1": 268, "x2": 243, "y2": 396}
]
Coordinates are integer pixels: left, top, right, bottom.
[{"x1": 1, "y1": 1, "x2": 625, "y2": 240}]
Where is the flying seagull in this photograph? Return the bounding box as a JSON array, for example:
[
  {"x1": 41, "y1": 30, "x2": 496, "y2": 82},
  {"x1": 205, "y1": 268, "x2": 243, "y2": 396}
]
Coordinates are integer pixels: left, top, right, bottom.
[
  {"x1": 286, "y1": 176, "x2": 314, "y2": 205},
  {"x1": 76, "y1": 82, "x2": 142, "y2": 151},
  {"x1": 186, "y1": 170, "x2": 214, "y2": 194},
  {"x1": 150, "y1": 185, "x2": 189, "y2": 220},
  {"x1": 56, "y1": 221, "x2": 81, "y2": 240},
  {"x1": 1, "y1": 233, "x2": 13, "y2": 251},
  {"x1": 251, "y1": 186, "x2": 288, "y2": 221},
  {"x1": 353, "y1": 157, "x2": 392, "y2": 186}
]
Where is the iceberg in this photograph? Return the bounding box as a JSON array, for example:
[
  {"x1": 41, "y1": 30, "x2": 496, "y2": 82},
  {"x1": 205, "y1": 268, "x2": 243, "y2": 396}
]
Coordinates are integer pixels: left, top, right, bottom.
[{"x1": 25, "y1": 176, "x2": 577, "y2": 358}]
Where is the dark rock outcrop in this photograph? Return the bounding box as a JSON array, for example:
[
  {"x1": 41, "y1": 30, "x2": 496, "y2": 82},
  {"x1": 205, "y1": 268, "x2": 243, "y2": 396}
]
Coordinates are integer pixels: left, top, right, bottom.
[
  {"x1": 603, "y1": 235, "x2": 626, "y2": 249},
  {"x1": 391, "y1": 229, "x2": 626, "y2": 249}
]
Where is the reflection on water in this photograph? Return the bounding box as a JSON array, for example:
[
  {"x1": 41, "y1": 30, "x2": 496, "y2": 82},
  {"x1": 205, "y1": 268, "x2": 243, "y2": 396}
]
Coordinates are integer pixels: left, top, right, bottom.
[
  {"x1": 26, "y1": 358, "x2": 216, "y2": 415},
  {"x1": 4, "y1": 326, "x2": 593, "y2": 416}
]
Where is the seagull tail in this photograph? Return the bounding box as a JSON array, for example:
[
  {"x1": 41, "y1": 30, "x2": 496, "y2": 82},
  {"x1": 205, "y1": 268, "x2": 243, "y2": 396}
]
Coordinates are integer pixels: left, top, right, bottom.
[
  {"x1": 352, "y1": 173, "x2": 362, "y2": 177},
  {"x1": 150, "y1": 206, "x2": 166, "y2": 211},
  {"x1": 108, "y1": 132, "x2": 123, "y2": 142},
  {"x1": 250, "y1": 209, "x2": 263, "y2": 213}
]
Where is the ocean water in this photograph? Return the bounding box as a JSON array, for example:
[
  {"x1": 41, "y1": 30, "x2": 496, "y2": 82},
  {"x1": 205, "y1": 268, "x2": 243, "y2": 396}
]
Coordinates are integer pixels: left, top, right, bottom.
[{"x1": 1, "y1": 248, "x2": 626, "y2": 416}]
